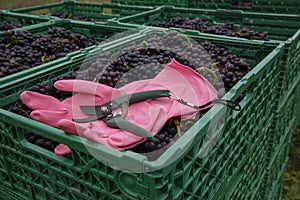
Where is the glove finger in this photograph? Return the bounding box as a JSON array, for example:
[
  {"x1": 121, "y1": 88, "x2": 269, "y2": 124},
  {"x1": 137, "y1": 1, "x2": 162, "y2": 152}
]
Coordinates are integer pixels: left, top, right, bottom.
[
  {"x1": 54, "y1": 80, "x2": 115, "y2": 98},
  {"x1": 82, "y1": 129, "x2": 118, "y2": 149},
  {"x1": 20, "y1": 91, "x2": 62, "y2": 111},
  {"x1": 57, "y1": 119, "x2": 88, "y2": 135},
  {"x1": 59, "y1": 119, "x2": 124, "y2": 150},
  {"x1": 59, "y1": 118, "x2": 119, "y2": 136},
  {"x1": 54, "y1": 144, "x2": 71, "y2": 155},
  {"x1": 108, "y1": 131, "x2": 145, "y2": 149},
  {"x1": 30, "y1": 109, "x2": 71, "y2": 128}
]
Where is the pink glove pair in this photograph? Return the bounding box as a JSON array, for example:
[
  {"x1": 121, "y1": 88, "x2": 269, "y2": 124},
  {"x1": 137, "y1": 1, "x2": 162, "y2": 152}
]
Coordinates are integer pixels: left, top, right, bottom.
[{"x1": 21, "y1": 59, "x2": 218, "y2": 155}]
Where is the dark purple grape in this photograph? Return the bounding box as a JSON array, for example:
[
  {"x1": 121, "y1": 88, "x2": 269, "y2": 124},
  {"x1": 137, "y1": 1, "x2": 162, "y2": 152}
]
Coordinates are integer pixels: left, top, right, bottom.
[
  {"x1": 152, "y1": 17, "x2": 269, "y2": 41},
  {"x1": 167, "y1": 126, "x2": 177, "y2": 136},
  {"x1": 0, "y1": 21, "x2": 23, "y2": 31}
]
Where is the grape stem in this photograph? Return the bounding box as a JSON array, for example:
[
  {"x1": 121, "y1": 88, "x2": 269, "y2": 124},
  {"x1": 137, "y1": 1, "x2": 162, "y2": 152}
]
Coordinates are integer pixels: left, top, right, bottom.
[
  {"x1": 67, "y1": 14, "x2": 73, "y2": 19},
  {"x1": 20, "y1": 108, "x2": 31, "y2": 118},
  {"x1": 252, "y1": 31, "x2": 268, "y2": 40},
  {"x1": 196, "y1": 66, "x2": 218, "y2": 82},
  {"x1": 211, "y1": 62, "x2": 220, "y2": 66},
  {"x1": 239, "y1": 58, "x2": 246, "y2": 63},
  {"x1": 141, "y1": 40, "x2": 148, "y2": 46},
  {"x1": 41, "y1": 55, "x2": 52, "y2": 63},
  {"x1": 173, "y1": 119, "x2": 182, "y2": 138},
  {"x1": 176, "y1": 33, "x2": 192, "y2": 45},
  {"x1": 5, "y1": 39, "x2": 19, "y2": 48}
]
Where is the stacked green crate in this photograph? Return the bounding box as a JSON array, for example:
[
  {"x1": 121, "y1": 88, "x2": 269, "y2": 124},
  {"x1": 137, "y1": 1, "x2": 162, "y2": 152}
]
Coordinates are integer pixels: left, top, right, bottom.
[
  {"x1": 11, "y1": 1, "x2": 154, "y2": 23},
  {"x1": 0, "y1": 19, "x2": 142, "y2": 106},
  {"x1": 111, "y1": 0, "x2": 300, "y2": 14},
  {"x1": 188, "y1": 0, "x2": 300, "y2": 14},
  {"x1": 111, "y1": 6, "x2": 300, "y2": 40},
  {"x1": 0, "y1": 28, "x2": 284, "y2": 199},
  {"x1": 0, "y1": 10, "x2": 50, "y2": 32}
]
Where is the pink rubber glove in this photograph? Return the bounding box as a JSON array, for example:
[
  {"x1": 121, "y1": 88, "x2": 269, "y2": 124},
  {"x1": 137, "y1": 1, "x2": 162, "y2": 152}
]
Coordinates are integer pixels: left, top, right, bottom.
[{"x1": 21, "y1": 59, "x2": 218, "y2": 155}]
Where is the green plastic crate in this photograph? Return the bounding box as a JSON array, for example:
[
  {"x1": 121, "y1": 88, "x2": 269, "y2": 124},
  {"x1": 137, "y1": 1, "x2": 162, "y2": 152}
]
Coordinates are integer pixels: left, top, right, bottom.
[
  {"x1": 0, "y1": 10, "x2": 50, "y2": 32},
  {"x1": 0, "y1": 28, "x2": 284, "y2": 199},
  {"x1": 110, "y1": 6, "x2": 300, "y2": 129},
  {"x1": 188, "y1": 0, "x2": 300, "y2": 14},
  {"x1": 111, "y1": 0, "x2": 189, "y2": 7},
  {"x1": 0, "y1": 19, "x2": 142, "y2": 106},
  {"x1": 112, "y1": 6, "x2": 300, "y2": 42},
  {"x1": 262, "y1": 129, "x2": 293, "y2": 200},
  {"x1": 11, "y1": 1, "x2": 154, "y2": 23}
]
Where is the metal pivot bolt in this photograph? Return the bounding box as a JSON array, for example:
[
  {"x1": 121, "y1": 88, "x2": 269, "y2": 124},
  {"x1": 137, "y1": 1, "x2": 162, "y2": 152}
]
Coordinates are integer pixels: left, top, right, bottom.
[{"x1": 101, "y1": 106, "x2": 109, "y2": 114}]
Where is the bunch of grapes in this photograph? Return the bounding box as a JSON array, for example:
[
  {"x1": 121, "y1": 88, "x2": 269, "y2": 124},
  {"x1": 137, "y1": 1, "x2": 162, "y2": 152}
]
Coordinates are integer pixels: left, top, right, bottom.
[
  {"x1": 0, "y1": 21, "x2": 23, "y2": 31},
  {"x1": 51, "y1": 12, "x2": 96, "y2": 22},
  {"x1": 0, "y1": 27, "x2": 100, "y2": 78},
  {"x1": 152, "y1": 17, "x2": 269, "y2": 40},
  {"x1": 199, "y1": 41, "x2": 251, "y2": 97}
]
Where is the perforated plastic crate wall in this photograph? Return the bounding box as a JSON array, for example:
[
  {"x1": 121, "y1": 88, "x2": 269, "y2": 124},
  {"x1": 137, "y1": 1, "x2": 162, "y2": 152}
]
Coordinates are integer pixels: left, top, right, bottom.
[
  {"x1": 262, "y1": 129, "x2": 293, "y2": 200},
  {"x1": 0, "y1": 10, "x2": 50, "y2": 32},
  {"x1": 0, "y1": 19, "x2": 140, "y2": 106},
  {"x1": 268, "y1": 75, "x2": 300, "y2": 157},
  {"x1": 11, "y1": 1, "x2": 154, "y2": 23},
  {"x1": 217, "y1": 115, "x2": 272, "y2": 200},
  {"x1": 0, "y1": 29, "x2": 284, "y2": 199},
  {"x1": 296, "y1": 78, "x2": 300, "y2": 123},
  {"x1": 188, "y1": 0, "x2": 300, "y2": 14},
  {"x1": 276, "y1": 29, "x2": 300, "y2": 109}
]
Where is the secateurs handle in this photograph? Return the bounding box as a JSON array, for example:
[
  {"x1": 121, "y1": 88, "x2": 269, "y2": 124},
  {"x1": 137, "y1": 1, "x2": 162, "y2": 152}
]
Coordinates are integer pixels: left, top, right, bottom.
[{"x1": 104, "y1": 115, "x2": 155, "y2": 141}]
